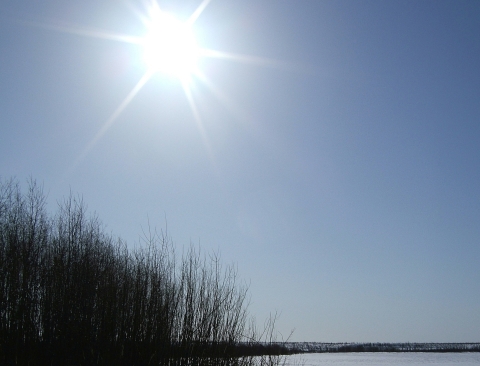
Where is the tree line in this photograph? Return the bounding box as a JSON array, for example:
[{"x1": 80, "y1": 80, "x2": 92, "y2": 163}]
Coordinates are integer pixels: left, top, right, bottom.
[
  {"x1": 284, "y1": 342, "x2": 480, "y2": 353},
  {"x1": 0, "y1": 178, "x2": 289, "y2": 365}
]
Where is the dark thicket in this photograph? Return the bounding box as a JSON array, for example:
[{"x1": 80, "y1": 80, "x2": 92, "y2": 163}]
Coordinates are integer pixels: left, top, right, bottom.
[{"x1": 0, "y1": 178, "x2": 288, "y2": 365}]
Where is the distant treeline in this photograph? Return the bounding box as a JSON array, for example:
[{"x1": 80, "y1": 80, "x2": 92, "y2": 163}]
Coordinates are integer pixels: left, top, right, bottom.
[
  {"x1": 283, "y1": 342, "x2": 480, "y2": 353},
  {"x1": 0, "y1": 178, "x2": 289, "y2": 365}
]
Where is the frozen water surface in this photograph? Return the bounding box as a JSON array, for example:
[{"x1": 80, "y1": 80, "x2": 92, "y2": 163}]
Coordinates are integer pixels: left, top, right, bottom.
[{"x1": 286, "y1": 352, "x2": 480, "y2": 366}]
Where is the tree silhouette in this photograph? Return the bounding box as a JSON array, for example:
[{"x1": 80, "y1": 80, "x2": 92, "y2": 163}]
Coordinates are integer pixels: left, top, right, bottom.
[{"x1": 0, "y1": 177, "x2": 290, "y2": 365}]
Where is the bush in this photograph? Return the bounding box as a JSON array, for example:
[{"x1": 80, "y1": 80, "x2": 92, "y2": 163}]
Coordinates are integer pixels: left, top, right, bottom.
[{"x1": 0, "y1": 178, "x2": 288, "y2": 366}]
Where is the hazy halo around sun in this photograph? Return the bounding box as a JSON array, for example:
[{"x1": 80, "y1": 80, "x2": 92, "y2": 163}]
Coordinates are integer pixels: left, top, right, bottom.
[
  {"x1": 47, "y1": 0, "x2": 284, "y2": 172},
  {"x1": 141, "y1": 6, "x2": 200, "y2": 82}
]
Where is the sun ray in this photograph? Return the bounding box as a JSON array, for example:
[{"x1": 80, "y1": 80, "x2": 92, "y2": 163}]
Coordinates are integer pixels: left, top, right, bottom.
[
  {"x1": 182, "y1": 81, "x2": 219, "y2": 175},
  {"x1": 67, "y1": 71, "x2": 152, "y2": 173},
  {"x1": 201, "y1": 49, "x2": 281, "y2": 66},
  {"x1": 22, "y1": 20, "x2": 142, "y2": 44},
  {"x1": 28, "y1": 0, "x2": 298, "y2": 179},
  {"x1": 187, "y1": 0, "x2": 213, "y2": 25},
  {"x1": 200, "y1": 48, "x2": 307, "y2": 73},
  {"x1": 195, "y1": 70, "x2": 253, "y2": 129}
]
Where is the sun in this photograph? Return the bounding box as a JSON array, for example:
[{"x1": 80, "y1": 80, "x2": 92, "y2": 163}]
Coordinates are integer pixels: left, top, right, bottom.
[
  {"x1": 142, "y1": 9, "x2": 200, "y2": 81},
  {"x1": 38, "y1": 0, "x2": 284, "y2": 170}
]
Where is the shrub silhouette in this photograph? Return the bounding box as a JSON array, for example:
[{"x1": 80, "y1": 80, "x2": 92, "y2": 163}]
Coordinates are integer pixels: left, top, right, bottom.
[{"x1": 0, "y1": 178, "x2": 289, "y2": 365}]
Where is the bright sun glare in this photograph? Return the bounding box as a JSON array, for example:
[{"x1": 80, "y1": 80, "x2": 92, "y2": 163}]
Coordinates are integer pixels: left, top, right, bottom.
[
  {"x1": 142, "y1": 9, "x2": 200, "y2": 80},
  {"x1": 45, "y1": 0, "x2": 283, "y2": 171}
]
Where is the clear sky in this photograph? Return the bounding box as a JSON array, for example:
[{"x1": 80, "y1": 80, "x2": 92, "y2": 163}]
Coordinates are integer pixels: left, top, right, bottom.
[{"x1": 1, "y1": 0, "x2": 480, "y2": 342}]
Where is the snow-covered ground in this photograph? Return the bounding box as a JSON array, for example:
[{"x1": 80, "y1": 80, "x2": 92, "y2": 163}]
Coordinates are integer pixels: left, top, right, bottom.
[{"x1": 285, "y1": 352, "x2": 480, "y2": 366}]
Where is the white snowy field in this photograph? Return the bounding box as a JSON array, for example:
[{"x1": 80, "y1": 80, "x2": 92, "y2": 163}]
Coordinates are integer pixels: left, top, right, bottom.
[{"x1": 285, "y1": 352, "x2": 480, "y2": 366}]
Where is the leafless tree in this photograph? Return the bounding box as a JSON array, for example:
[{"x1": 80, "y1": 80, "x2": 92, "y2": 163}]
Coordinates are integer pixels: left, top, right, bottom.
[{"x1": 0, "y1": 177, "x2": 290, "y2": 365}]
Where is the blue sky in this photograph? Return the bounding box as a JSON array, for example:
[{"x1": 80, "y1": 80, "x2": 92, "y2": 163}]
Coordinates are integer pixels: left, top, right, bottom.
[{"x1": 1, "y1": 0, "x2": 480, "y2": 342}]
